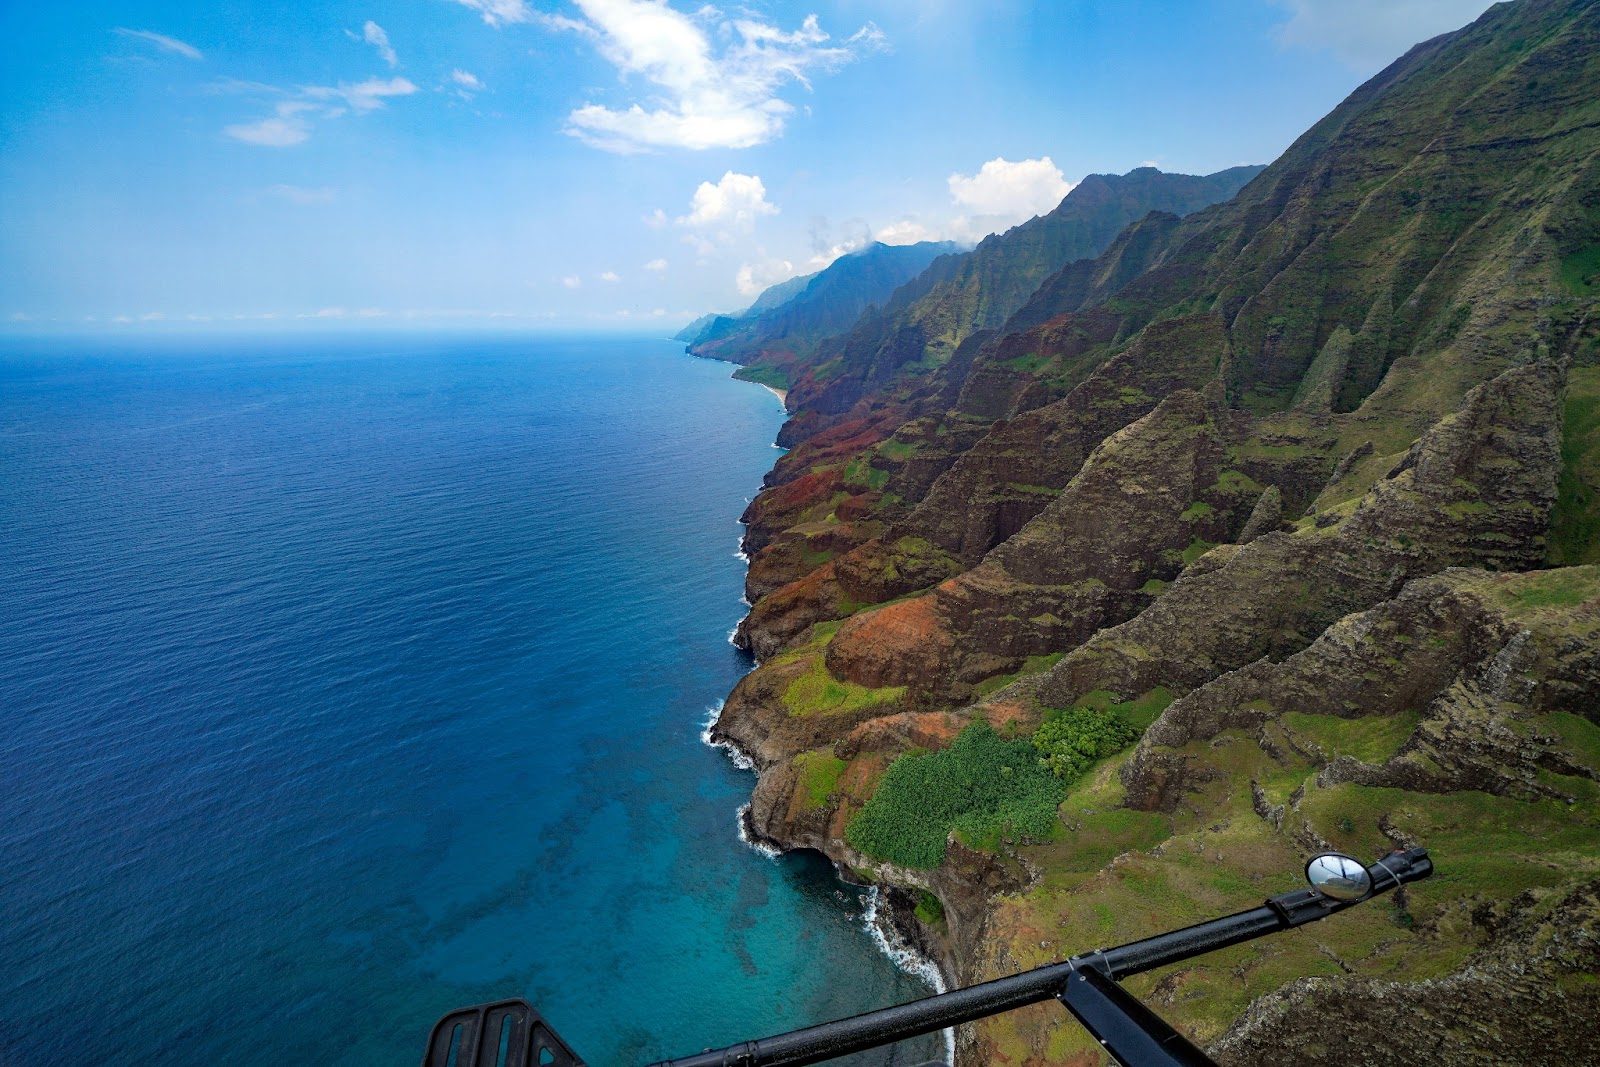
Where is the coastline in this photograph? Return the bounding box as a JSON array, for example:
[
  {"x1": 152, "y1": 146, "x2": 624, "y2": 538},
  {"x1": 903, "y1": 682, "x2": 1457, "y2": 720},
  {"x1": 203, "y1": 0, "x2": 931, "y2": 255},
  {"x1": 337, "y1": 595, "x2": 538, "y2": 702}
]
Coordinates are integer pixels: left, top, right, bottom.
[
  {"x1": 699, "y1": 340, "x2": 953, "y2": 1062},
  {"x1": 701, "y1": 699, "x2": 957, "y2": 1060}
]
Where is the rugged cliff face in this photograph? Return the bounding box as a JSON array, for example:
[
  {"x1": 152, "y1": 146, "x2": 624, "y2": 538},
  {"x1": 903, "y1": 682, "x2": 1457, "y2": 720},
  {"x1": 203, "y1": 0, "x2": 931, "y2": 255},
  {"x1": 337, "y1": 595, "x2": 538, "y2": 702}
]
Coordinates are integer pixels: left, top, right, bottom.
[{"x1": 705, "y1": 1, "x2": 1600, "y2": 1063}]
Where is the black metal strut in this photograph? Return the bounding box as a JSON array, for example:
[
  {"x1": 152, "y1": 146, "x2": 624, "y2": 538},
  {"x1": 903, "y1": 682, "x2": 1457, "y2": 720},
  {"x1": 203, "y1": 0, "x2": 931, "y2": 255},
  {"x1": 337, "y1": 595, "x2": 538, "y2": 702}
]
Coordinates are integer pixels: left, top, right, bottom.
[
  {"x1": 422, "y1": 847, "x2": 1433, "y2": 1067},
  {"x1": 645, "y1": 847, "x2": 1432, "y2": 1067}
]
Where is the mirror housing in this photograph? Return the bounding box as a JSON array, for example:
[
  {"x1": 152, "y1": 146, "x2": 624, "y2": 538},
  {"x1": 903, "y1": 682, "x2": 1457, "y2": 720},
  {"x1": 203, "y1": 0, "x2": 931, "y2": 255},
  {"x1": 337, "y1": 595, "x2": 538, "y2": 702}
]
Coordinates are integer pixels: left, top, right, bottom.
[{"x1": 1305, "y1": 852, "x2": 1372, "y2": 901}]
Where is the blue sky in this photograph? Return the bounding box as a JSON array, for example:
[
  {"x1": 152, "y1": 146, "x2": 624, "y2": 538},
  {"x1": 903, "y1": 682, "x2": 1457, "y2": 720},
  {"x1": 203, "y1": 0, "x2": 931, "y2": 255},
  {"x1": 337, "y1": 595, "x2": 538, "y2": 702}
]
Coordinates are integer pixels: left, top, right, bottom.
[{"x1": 0, "y1": 0, "x2": 1495, "y2": 331}]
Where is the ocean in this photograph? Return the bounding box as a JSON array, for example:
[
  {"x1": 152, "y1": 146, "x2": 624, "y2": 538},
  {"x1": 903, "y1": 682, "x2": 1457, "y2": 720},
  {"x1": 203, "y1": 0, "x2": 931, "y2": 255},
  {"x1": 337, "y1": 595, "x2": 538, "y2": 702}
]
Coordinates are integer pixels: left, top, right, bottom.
[{"x1": 0, "y1": 334, "x2": 944, "y2": 1066}]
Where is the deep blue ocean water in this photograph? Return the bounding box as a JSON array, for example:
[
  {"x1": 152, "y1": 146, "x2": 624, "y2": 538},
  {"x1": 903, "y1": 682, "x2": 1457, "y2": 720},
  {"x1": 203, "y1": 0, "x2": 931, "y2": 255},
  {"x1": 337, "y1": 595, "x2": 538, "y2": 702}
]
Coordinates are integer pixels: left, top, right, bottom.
[{"x1": 0, "y1": 335, "x2": 942, "y2": 1066}]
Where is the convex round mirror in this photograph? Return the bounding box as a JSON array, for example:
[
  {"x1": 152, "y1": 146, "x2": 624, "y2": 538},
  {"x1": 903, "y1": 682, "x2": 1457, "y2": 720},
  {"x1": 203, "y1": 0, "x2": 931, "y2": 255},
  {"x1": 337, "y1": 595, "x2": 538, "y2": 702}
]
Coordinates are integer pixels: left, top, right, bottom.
[{"x1": 1306, "y1": 852, "x2": 1372, "y2": 901}]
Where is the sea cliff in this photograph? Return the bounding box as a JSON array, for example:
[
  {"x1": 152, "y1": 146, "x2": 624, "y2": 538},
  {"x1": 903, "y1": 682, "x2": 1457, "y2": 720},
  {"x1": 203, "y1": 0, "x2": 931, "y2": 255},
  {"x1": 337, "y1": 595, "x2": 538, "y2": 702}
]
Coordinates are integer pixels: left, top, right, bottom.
[{"x1": 699, "y1": 2, "x2": 1600, "y2": 1062}]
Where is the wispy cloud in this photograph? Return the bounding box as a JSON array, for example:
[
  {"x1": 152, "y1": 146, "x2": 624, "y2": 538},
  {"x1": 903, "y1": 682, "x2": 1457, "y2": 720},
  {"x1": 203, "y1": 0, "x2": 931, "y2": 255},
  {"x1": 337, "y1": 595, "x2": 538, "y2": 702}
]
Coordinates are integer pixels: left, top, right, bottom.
[
  {"x1": 449, "y1": 0, "x2": 536, "y2": 28},
  {"x1": 643, "y1": 258, "x2": 668, "y2": 271},
  {"x1": 357, "y1": 21, "x2": 398, "y2": 68},
  {"x1": 599, "y1": 270, "x2": 621, "y2": 282},
  {"x1": 561, "y1": 275, "x2": 583, "y2": 288},
  {"x1": 114, "y1": 28, "x2": 203, "y2": 60},
  {"x1": 533, "y1": 2, "x2": 884, "y2": 152},
  {"x1": 267, "y1": 184, "x2": 336, "y2": 205},
  {"x1": 736, "y1": 258, "x2": 798, "y2": 297},
  {"x1": 221, "y1": 77, "x2": 418, "y2": 147},
  {"x1": 449, "y1": 69, "x2": 485, "y2": 99},
  {"x1": 1269, "y1": 0, "x2": 1492, "y2": 69},
  {"x1": 225, "y1": 112, "x2": 311, "y2": 147}
]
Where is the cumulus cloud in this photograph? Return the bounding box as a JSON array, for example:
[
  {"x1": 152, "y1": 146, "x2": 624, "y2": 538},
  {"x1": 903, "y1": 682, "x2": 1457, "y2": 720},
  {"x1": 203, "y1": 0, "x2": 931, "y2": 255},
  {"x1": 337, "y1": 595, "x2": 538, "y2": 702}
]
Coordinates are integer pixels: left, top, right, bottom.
[
  {"x1": 452, "y1": 69, "x2": 484, "y2": 89},
  {"x1": 643, "y1": 258, "x2": 669, "y2": 271},
  {"x1": 114, "y1": 28, "x2": 203, "y2": 60},
  {"x1": 873, "y1": 218, "x2": 940, "y2": 245},
  {"x1": 942, "y1": 156, "x2": 1075, "y2": 241},
  {"x1": 679, "y1": 172, "x2": 778, "y2": 228},
  {"x1": 222, "y1": 77, "x2": 418, "y2": 146},
  {"x1": 1270, "y1": 0, "x2": 1493, "y2": 69},
  {"x1": 643, "y1": 208, "x2": 669, "y2": 228},
  {"x1": 561, "y1": 275, "x2": 583, "y2": 288},
  {"x1": 948, "y1": 156, "x2": 1073, "y2": 218},
  {"x1": 361, "y1": 21, "x2": 398, "y2": 67},
  {"x1": 540, "y1": 1, "x2": 884, "y2": 152},
  {"x1": 599, "y1": 270, "x2": 621, "y2": 282}
]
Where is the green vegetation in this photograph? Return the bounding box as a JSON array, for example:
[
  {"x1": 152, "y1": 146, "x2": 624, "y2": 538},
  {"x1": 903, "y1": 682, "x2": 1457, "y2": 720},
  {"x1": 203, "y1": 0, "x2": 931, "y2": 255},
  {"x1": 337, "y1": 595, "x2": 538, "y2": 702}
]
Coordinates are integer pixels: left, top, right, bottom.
[
  {"x1": 972, "y1": 652, "x2": 1066, "y2": 698},
  {"x1": 1032, "y1": 707, "x2": 1138, "y2": 781},
  {"x1": 842, "y1": 455, "x2": 890, "y2": 491},
  {"x1": 733, "y1": 364, "x2": 791, "y2": 391},
  {"x1": 913, "y1": 889, "x2": 946, "y2": 926},
  {"x1": 877, "y1": 440, "x2": 917, "y2": 462},
  {"x1": 783, "y1": 655, "x2": 905, "y2": 717},
  {"x1": 1181, "y1": 538, "x2": 1218, "y2": 565},
  {"x1": 1283, "y1": 709, "x2": 1422, "y2": 764},
  {"x1": 845, "y1": 723, "x2": 1066, "y2": 868},
  {"x1": 1001, "y1": 351, "x2": 1051, "y2": 374},
  {"x1": 1497, "y1": 568, "x2": 1598, "y2": 611},
  {"x1": 794, "y1": 751, "x2": 848, "y2": 808},
  {"x1": 1558, "y1": 244, "x2": 1600, "y2": 296},
  {"x1": 1180, "y1": 501, "x2": 1215, "y2": 522},
  {"x1": 1549, "y1": 367, "x2": 1600, "y2": 565}
]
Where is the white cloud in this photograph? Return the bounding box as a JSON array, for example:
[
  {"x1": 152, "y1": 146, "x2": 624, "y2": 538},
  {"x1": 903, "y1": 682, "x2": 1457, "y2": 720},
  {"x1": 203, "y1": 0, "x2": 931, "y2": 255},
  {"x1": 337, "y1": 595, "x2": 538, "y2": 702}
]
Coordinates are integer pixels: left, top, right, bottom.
[
  {"x1": 114, "y1": 28, "x2": 203, "y2": 60},
  {"x1": 450, "y1": 0, "x2": 536, "y2": 27},
  {"x1": 561, "y1": 275, "x2": 583, "y2": 288},
  {"x1": 267, "y1": 184, "x2": 336, "y2": 205},
  {"x1": 643, "y1": 258, "x2": 668, "y2": 271},
  {"x1": 223, "y1": 78, "x2": 417, "y2": 146},
  {"x1": 362, "y1": 21, "x2": 398, "y2": 68},
  {"x1": 643, "y1": 208, "x2": 669, "y2": 228},
  {"x1": 941, "y1": 156, "x2": 1076, "y2": 242},
  {"x1": 736, "y1": 258, "x2": 798, "y2": 297},
  {"x1": 948, "y1": 156, "x2": 1073, "y2": 218},
  {"x1": 679, "y1": 172, "x2": 777, "y2": 228},
  {"x1": 305, "y1": 77, "x2": 419, "y2": 114},
  {"x1": 874, "y1": 219, "x2": 940, "y2": 245},
  {"x1": 225, "y1": 115, "x2": 310, "y2": 147},
  {"x1": 599, "y1": 270, "x2": 621, "y2": 282},
  {"x1": 1269, "y1": 0, "x2": 1493, "y2": 69},
  {"x1": 451, "y1": 69, "x2": 484, "y2": 89},
  {"x1": 546, "y1": 2, "x2": 884, "y2": 152}
]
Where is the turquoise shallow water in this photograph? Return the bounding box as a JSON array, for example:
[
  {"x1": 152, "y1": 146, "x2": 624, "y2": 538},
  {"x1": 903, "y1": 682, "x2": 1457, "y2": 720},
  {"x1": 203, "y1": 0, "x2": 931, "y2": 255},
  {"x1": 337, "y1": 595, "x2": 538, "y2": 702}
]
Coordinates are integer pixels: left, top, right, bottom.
[{"x1": 0, "y1": 334, "x2": 942, "y2": 1066}]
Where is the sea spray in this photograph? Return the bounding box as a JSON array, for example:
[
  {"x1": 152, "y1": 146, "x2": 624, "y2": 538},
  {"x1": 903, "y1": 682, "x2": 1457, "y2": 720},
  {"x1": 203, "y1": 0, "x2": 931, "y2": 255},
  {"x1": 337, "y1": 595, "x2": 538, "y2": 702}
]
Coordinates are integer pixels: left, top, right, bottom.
[
  {"x1": 735, "y1": 804, "x2": 782, "y2": 859},
  {"x1": 862, "y1": 887, "x2": 955, "y2": 1064},
  {"x1": 699, "y1": 701, "x2": 755, "y2": 771}
]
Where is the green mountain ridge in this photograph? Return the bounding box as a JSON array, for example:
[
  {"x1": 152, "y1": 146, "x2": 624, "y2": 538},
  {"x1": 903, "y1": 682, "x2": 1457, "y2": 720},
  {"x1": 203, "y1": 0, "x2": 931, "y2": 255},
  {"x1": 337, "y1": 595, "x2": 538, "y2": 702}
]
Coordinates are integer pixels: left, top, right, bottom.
[
  {"x1": 685, "y1": 241, "x2": 960, "y2": 389},
  {"x1": 695, "y1": 0, "x2": 1600, "y2": 1062}
]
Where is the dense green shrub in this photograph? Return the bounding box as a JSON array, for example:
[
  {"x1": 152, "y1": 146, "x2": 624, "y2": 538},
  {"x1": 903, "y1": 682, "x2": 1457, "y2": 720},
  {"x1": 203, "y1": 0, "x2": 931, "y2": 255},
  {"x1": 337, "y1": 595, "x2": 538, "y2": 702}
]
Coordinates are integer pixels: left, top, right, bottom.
[
  {"x1": 1031, "y1": 707, "x2": 1138, "y2": 781},
  {"x1": 845, "y1": 723, "x2": 1066, "y2": 868}
]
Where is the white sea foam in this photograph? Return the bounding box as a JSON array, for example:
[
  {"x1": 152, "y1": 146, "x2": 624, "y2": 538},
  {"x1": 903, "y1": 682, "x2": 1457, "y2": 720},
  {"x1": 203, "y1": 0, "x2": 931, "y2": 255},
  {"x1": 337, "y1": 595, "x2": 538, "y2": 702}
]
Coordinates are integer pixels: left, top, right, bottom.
[
  {"x1": 735, "y1": 803, "x2": 781, "y2": 859},
  {"x1": 862, "y1": 886, "x2": 955, "y2": 1063},
  {"x1": 700, "y1": 701, "x2": 756, "y2": 771}
]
